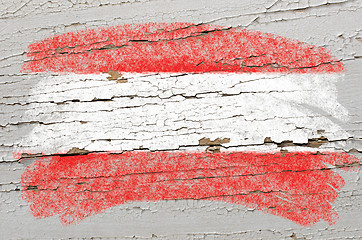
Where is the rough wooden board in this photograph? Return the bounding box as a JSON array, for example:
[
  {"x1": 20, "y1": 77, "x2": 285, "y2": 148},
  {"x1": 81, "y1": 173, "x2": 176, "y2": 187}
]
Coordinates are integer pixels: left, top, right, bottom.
[{"x1": 0, "y1": 0, "x2": 361, "y2": 239}]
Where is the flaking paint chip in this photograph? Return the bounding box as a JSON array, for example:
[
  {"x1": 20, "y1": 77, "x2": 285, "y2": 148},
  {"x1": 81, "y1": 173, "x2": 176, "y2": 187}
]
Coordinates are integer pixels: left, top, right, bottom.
[
  {"x1": 199, "y1": 137, "x2": 230, "y2": 146},
  {"x1": 66, "y1": 147, "x2": 89, "y2": 155},
  {"x1": 106, "y1": 70, "x2": 128, "y2": 83}
]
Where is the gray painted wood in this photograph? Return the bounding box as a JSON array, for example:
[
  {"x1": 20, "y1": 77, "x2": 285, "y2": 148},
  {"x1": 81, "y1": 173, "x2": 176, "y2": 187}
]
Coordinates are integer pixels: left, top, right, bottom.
[{"x1": 0, "y1": 0, "x2": 361, "y2": 239}]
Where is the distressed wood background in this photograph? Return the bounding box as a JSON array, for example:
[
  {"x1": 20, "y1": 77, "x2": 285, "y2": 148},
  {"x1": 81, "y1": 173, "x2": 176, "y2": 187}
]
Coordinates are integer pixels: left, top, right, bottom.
[{"x1": 0, "y1": 0, "x2": 361, "y2": 239}]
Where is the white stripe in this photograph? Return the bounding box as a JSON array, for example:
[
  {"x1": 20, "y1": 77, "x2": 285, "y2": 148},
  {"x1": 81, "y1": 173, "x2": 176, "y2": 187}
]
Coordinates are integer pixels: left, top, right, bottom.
[{"x1": 18, "y1": 73, "x2": 350, "y2": 153}]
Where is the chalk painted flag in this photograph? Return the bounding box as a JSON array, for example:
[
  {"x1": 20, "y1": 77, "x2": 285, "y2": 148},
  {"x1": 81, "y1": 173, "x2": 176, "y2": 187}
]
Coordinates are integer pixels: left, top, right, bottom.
[{"x1": 18, "y1": 23, "x2": 359, "y2": 226}]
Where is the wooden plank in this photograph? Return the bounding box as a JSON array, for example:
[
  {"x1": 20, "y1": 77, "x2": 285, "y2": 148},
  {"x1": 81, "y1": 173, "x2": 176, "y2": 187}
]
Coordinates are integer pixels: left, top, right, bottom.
[{"x1": 0, "y1": 0, "x2": 361, "y2": 239}]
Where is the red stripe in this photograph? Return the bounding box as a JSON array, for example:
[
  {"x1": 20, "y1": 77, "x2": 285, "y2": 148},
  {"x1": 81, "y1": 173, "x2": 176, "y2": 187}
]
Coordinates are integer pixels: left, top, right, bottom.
[
  {"x1": 22, "y1": 23, "x2": 343, "y2": 74},
  {"x1": 21, "y1": 151, "x2": 358, "y2": 225}
]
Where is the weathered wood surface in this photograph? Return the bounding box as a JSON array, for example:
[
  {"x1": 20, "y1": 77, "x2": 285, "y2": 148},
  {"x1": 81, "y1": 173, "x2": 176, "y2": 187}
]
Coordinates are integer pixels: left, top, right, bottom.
[{"x1": 0, "y1": 0, "x2": 361, "y2": 239}]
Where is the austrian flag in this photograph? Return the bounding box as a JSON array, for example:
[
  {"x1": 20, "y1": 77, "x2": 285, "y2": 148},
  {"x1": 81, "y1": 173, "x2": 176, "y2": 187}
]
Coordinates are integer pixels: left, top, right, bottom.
[{"x1": 19, "y1": 22, "x2": 359, "y2": 226}]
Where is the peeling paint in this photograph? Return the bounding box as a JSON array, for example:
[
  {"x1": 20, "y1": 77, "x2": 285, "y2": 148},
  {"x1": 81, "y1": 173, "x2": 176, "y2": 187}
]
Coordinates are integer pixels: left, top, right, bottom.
[{"x1": 0, "y1": 1, "x2": 361, "y2": 239}]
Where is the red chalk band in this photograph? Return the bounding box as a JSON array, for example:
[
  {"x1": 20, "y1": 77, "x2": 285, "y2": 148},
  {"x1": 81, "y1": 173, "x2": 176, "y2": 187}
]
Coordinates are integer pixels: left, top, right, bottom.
[
  {"x1": 22, "y1": 23, "x2": 343, "y2": 74},
  {"x1": 21, "y1": 151, "x2": 358, "y2": 225}
]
